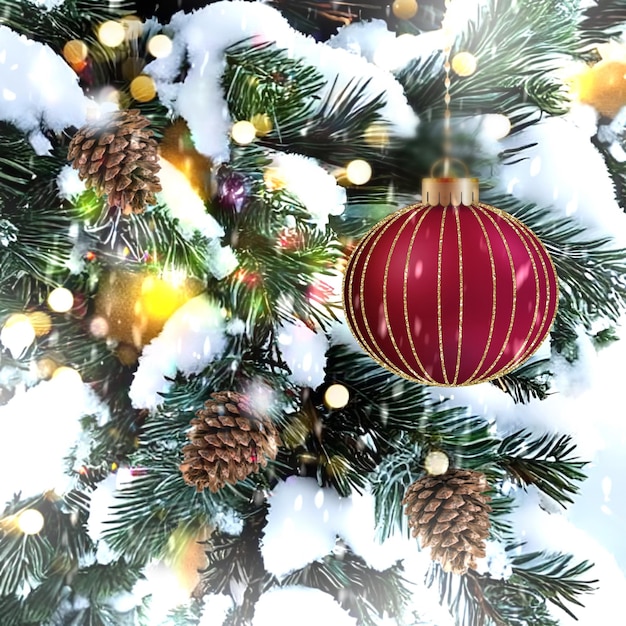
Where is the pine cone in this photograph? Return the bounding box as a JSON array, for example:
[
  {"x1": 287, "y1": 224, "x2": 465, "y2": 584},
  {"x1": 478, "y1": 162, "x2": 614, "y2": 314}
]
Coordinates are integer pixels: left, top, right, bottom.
[
  {"x1": 402, "y1": 468, "x2": 492, "y2": 575},
  {"x1": 67, "y1": 109, "x2": 161, "y2": 214},
  {"x1": 180, "y1": 391, "x2": 281, "y2": 492}
]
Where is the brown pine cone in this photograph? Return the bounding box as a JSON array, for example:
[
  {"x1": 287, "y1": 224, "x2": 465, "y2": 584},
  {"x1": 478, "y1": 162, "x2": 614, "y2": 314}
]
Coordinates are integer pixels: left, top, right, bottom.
[
  {"x1": 402, "y1": 468, "x2": 492, "y2": 575},
  {"x1": 67, "y1": 109, "x2": 161, "y2": 214},
  {"x1": 180, "y1": 391, "x2": 281, "y2": 492}
]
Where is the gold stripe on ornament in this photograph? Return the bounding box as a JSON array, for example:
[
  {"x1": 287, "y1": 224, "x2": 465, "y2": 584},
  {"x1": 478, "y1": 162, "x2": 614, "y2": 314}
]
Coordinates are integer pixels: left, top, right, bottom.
[
  {"x1": 437, "y1": 208, "x2": 450, "y2": 384},
  {"x1": 452, "y1": 206, "x2": 464, "y2": 385},
  {"x1": 403, "y1": 206, "x2": 438, "y2": 384},
  {"x1": 344, "y1": 212, "x2": 389, "y2": 362},
  {"x1": 357, "y1": 209, "x2": 414, "y2": 378},
  {"x1": 464, "y1": 205, "x2": 497, "y2": 384},
  {"x1": 384, "y1": 212, "x2": 426, "y2": 379},
  {"x1": 472, "y1": 205, "x2": 518, "y2": 381},
  {"x1": 342, "y1": 205, "x2": 434, "y2": 383},
  {"x1": 345, "y1": 211, "x2": 403, "y2": 376},
  {"x1": 497, "y1": 208, "x2": 555, "y2": 366},
  {"x1": 488, "y1": 205, "x2": 541, "y2": 372}
]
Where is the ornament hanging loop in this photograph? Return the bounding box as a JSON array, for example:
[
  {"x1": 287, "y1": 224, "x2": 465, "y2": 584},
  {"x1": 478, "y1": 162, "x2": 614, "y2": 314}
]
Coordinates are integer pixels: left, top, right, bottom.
[
  {"x1": 423, "y1": 158, "x2": 479, "y2": 207},
  {"x1": 430, "y1": 157, "x2": 469, "y2": 179}
]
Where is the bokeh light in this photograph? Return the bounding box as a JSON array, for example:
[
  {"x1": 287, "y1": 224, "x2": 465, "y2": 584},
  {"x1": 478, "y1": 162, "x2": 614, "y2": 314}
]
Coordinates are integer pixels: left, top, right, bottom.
[
  {"x1": 482, "y1": 113, "x2": 511, "y2": 140},
  {"x1": 392, "y1": 0, "x2": 419, "y2": 20},
  {"x1": 47, "y1": 287, "x2": 74, "y2": 313},
  {"x1": 52, "y1": 366, "x2": 82, "y2": 385},
  {"x1": 27, "y1": 311, "x2": 52, "y2": 337},
  {"x1": 62, "y1": 40, "x2": 88, "y2": 65},
  {"x1": 324, "y1": 383, "x2": 350, "y2": 409},
  {"x1": 346, "y1": 159, "x2": 372, "y2": 185},
  {"x1": 130, "y1": 75, "x2": 156, "y2": 102},
  {"x1": 98, "y1": 21, "x2": 126, "y2": 48},
  {"x1": 148, "y1": 34, "x2": 173, "y2": 58},
  {"x1": 424, "y1": 450, "x2": 450, "y2": 476},
  {"x1": 17, "y1": 509, "x2": 44, "y2": 535},
  {"x1": 1, "y1": 314, "x2": 36, "y2": 357},
  {"x1": 363, "y1": 122, "x2": 390, "y2": 148},
  {"x1": 89, "y1": 315, "x2": 109, "y2": 338},
  {"x1": 231, "y1": 120, "x2": 257, "y2": 145},
  {"x1": 251, "y1": 113, "x2": 273, "y2": 137},
  {"x1": 451, "y1": 51, "x2": 478, "y2": 77},
  {"x1": 36, "y1": 357, "x2": 58, "y2": 380}
]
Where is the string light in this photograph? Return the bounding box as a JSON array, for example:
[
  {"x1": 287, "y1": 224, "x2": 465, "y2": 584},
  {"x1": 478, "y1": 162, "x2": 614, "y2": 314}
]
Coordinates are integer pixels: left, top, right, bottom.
[
  {"x1": 130, "y1": 75, "x2": 157, "y2": 102},
  {"x1": 324, "y1": 383, "x2": 350, "y2": 409},
  {"x1": 231, "y1": 120, "x2": 257, "y2": 145},
  {"x1": 346, "y1": 159, "x2": 372, "y2": 185},
  {"x1": 47, "y1": 287, "x2": 74, "y2": 313},
  {"x1": 451, "y1": 51, "x2": 477, "y2": 77},
  {"x1": 97, "y1": 21, "x2": 126, "y2": 48},
  {"x1": 17, "y1": 509, "x2": 45, "y2": 535},
  {"x1": 147, "y1": 34, "x2": 173, "y2": 58}
]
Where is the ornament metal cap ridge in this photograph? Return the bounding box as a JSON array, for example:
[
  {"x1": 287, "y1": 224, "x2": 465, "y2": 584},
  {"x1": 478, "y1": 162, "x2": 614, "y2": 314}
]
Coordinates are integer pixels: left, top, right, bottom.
[{"x1": 422, "y1": 158, "x2": 479, "y2": 207}]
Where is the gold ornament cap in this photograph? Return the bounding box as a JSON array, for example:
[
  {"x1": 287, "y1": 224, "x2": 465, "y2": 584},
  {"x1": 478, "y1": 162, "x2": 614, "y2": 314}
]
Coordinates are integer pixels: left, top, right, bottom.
[{"x1": 422, "y1": 158, "x2": 479, "y2": 207}]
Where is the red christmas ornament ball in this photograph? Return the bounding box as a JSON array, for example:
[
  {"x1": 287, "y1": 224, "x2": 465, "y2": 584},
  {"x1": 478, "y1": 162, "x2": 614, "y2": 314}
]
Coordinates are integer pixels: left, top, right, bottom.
[{"x1": 343, "y1": 177, "x2": 558, "y2": 386}]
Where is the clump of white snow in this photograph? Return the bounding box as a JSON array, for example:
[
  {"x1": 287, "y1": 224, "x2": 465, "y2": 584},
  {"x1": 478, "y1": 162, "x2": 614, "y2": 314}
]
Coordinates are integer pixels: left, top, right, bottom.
[
  {"x1": 57, "y1": 164, "x2": 86, "y2": 200},
  {"x1": 268, "y1": 152, "x2": 346, "y2": 229},
  {"x1": 496, "y1": 112, "x2": 626, "y2": 246},
  {"x1": 129, "y1": 295, "x2": 227, "y2": 410},
  {"x1": 262, "y1": 477, "x2": 409, "y2": 578},
  {"x1": 277, "y1": 320, "x2": 328, "y2": 388},
  {"x1": 30, "y1": 0, "x2": 66, "y2": 9},
  {"x1": 252, "y1": 586, "x2": 356, "y2": 626},
  {"x1": 199, "y1": 594, "x2": 234, "y2": 626},
  {"x1": 157, "y1": 157, "x2": 224, "y2": 240},
  {"x1": 0, "y1": 25, "x2": 88, "y2": 153},
  {"x1": 0, "y1": 374, "x2": 109, "y2": 504},
  {"x1": 145, "y1": 1, "x2": 418, "y2": 163}
]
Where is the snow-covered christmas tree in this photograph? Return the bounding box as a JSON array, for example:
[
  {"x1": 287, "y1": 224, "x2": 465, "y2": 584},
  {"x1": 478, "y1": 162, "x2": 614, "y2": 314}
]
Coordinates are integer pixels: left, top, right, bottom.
[{"x1": 1, "y1": 0, "x2": 626, "y2": 624}]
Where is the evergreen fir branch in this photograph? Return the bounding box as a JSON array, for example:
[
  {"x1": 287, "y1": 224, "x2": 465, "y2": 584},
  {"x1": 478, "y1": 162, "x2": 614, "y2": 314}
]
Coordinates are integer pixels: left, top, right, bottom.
[
  {"x1": 592, "y1": 134, "x2": 626, "y2": 212},
  {"x1": 224, "y1": 44, "x2": 396, "y2": 165},
  {"x1": 592, "y1": 325, "x2": 620, "y2": 349},
  {"x1": 510, "y1": 550, "x2": 597, "y2": 617},
  {"x1": 77, "y1": 192, "x2": 214, "y2": 278},
  {"x1": 369, "y1": 439, "x2": 422, "y2": 542},
  {"x1": 55, "y1": 601, "x2": 145, "y2": 626},
  {"x1": 398, "y1": 0, "x2": 577, "y2": 128},
  {"x1": 10, "y1": 573, "x2": 66, "y2": 624},
  {"x1": 224, "y1": 40, "x2": 325, "y2": 132},
  {"x1": 282, "y1": 548, "x2": 410, "y2": 626},
  {"x1": 0, "y1": 523, "x2": 53, "y2": 597},
  {"x1": 0, "y1": 0, "x2": 132, "y2": 51},
  {"x1": 101, "y1": 443, "x2": 263, "y2": 564},
  {"x1": 221, "y1": 188, "x2": 343, "y2": 330},
  {"x1": 579, "y1": 0, "x2": 626, "y2": 44},
  {"x1": 162, "y1": 603, "x2": 203, "y2": 626},
  {"x1": 497, "y1": 431, "x2": 587, "y2": 507},
  {"x1": 490, "y1": 358, "x2": 552, "y2": 404},
  {"x1": 266, "y1": 76, "x2": 395, "y2": 168},
  {"x1": 428, "y1": 560, "x2": 587, "y2": 626},
  {"x1": 71, "y1": 560, "x2": 143, "y2": 603}
]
